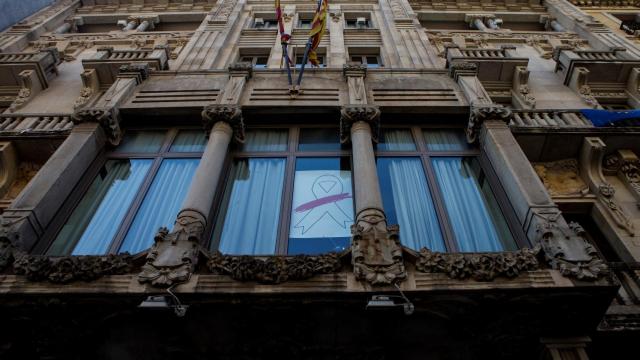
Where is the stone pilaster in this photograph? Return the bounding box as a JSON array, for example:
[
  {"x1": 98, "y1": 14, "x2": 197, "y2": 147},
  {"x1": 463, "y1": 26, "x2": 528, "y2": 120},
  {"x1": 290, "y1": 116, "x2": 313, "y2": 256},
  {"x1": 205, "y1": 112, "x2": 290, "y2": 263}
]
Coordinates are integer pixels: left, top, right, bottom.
[
  {"x1": 138, "y1": 105, "x2": 244, "y2": 287},
  {"x1": 340, "y1": 105, "x2": 406, "y2": 286},
  {"x1": 343, "y1": 64, "x2": 368, "y2": 105},
  {"x1": 328, "y1": 5, "x2": 346, "y2": 68}
]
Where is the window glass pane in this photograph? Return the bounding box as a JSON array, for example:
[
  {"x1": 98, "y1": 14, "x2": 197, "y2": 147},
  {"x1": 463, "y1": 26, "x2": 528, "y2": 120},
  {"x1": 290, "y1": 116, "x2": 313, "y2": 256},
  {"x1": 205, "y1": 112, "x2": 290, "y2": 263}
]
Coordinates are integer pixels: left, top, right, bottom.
[
  {"x1": 170, "y1": 131, "x2": 207, "y2": 152},
  {"x1": 366, "y1": 56, "x2": 379, "y2": 65},
  {"x1": 431, "y1": 157, "x2": 516, "y2": 252},
  {"x1": 243, "y1": 130, "x2": 288, "y2": 152},
  {"x1": 48, "y1": 159, "x2": 153, "y2": 255},
  {"x1": 289, "y1": 157, "x2": 353, "y2": 254},
  {"x1": 423, "y1": 130, "x2": 469, "y2": 151},
  {"x1": 116, "y1": 131, "x2": 165, "y2": 153},
  {"x1": 215, "y1": 158, "x2": 286, "y2": 255},
  {"x1": 377, "y1": 157, "x2": 446, "y2": 251},
  {"x1": 378, "y1": 129, "x2": 416, "y2": 151},
  {"x1": 298, "y1": 128, "x2": 341, "y2": 151},
  {"x1": 119, "y1": 158, "x2": 200, "y2": 254}
]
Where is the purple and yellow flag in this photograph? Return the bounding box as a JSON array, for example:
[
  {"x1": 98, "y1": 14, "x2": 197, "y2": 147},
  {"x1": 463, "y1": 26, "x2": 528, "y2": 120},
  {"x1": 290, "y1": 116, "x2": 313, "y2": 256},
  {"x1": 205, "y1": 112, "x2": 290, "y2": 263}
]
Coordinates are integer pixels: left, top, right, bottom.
[{"x1": 308, "y1": 0, "x2": 328, "y2": 66}]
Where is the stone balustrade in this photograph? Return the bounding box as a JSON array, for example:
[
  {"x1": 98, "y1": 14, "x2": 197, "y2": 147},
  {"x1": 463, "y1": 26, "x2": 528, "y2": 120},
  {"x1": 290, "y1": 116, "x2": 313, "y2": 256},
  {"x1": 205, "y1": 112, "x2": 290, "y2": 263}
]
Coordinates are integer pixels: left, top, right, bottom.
[
  {"x1": 511, "y1": 110, "x2": 593, "y2": 127},
  {"x1": 0, "y1": 114, "x2": 73, "y2": 135}
]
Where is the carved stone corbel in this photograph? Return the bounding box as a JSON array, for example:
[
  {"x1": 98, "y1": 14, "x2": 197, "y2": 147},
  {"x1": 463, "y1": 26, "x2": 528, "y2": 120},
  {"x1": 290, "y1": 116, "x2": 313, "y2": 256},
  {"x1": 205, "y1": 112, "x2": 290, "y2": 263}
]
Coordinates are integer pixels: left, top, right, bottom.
[
  {"x1": 580, "y1": 137, "x2": 634, "y2": 235},
  {"x1": 202, "y1": 104, "x2": 245, "y2": 143},
  {"x1": 118, "y1": 63, "x2": 150, "y2": 84},
  {"x1": 535, "y1": 212, "x2": 608, "y2": 280},
  {"x1": 138, "y1": 209, "x2": 204, "y2": 287},
  {"x1": 449, "y1": 62, "x2": 477, "y2": 80},
  {"x1": 351, "y1": 209, "x2": 406, "y2": 285},
  {"x1": 467, "y1": 103, "x2": 512, "y2": 143},
  {"x1": 72, "y1": 108, "x2": 122, "y2": 146},
  {"x1": 512, "y1": 65, "x2": 536, "y2": 109},
  {"x1": 339, "y1": 105, "x2": 380, "y2": 143},
  {"x1": 603, "y1": 149, "x2": 640, "y2": 206},
  {"x1": 8, "y1": 70, "x2": 44, "y2": 112},
  {"x1": 73, "y1": 69, "x2": 100, "y2": 110},
  {"x1": 568, "y1": 67, "x2": 598, "y2": 108}
]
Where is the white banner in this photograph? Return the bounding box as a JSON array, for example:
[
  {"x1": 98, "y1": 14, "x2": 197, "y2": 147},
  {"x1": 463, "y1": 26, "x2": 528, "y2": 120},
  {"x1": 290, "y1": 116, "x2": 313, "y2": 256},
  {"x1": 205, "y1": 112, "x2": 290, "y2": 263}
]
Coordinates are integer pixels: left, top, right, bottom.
[{"x1": 289, "y1": 170, "x2": 354, "y2": 238}]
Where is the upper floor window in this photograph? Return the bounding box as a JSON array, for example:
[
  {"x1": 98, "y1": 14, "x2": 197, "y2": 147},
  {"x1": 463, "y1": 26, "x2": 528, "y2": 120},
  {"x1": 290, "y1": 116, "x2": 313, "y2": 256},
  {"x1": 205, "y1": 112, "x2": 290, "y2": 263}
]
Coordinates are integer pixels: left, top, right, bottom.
[
  {"x1": 350, "y1": 55, "x2": 381, "y2": 68},
  {"x1": 240, "y1": 51, "x2": 270, "y2": 69},
  {"x1": 296, "y1": 54, "x2": 326, "y2": 68},
  {"x1": 298, "y1": 18, "x2": 312, "y2": 29},
  {"x1": 376, "y1": 128, "x2": 519, "y2": 252},
  {"x1": 253, "y1": 17, "x2": 277, "y2": 29},
  {"x1": 46, "y1": 130, "x2": 206, "y2": 256},
  {"x1": 211, "y1": 127, "x2": 353, "y2": 256},
  {"x1": 345, "y1": 14, "x2": 372, "y2": 29}
]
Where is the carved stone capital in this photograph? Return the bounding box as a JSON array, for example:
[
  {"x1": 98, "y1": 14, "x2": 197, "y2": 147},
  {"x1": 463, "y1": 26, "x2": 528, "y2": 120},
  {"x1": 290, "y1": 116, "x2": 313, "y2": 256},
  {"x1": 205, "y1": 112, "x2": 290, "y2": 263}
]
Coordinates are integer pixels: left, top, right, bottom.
[
  {"x1": 138, "y1": 209, "x2": 205, "y2": 287},
  {"x1": 201, "y1": 105, "x2": 245, "y2": 143},
  {"x1": 72, "y1": 108, "x2": 122, "y2": 146},
  {"x1": 467, "y1": 103, "x2": 512, "y2": 144},
  {"x1": 535, "y1": 212, "x2": 608, "y2": 280},
  {"x1": 339, "y1": 105, "x2": 381, "y2": 144},
  {"x1": 351, "y1": 209, "x2": 406, "y2": 285},
  {"x1": 228, "y1": 62, "x2": 253, "y2": 79},
  {"x1": 416, "y1": 246, "x2": 541, "y2": 281},
  {"x1": 343, "y1": 64, "x2": 367, "y2": 79},
  {"x1": 449, "y1": 61, "x2": 478, "y2": 80},
  {"x1": 118, "y1": 63, "x2": 150, "y2": 84}
]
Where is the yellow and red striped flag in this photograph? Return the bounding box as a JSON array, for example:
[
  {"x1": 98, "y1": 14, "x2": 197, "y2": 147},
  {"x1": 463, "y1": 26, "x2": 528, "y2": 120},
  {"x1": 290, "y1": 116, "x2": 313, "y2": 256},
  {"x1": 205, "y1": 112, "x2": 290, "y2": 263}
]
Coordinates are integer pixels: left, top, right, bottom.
[{"x1": 308, "y1": 0, "x2": 328, "y2": 66}]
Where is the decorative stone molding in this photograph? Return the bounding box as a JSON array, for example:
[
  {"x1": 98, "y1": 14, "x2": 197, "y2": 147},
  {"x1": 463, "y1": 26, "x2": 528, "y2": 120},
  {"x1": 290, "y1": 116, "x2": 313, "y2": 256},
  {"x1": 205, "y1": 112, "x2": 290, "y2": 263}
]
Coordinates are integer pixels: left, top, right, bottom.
[
  {"x1": 11, "y1": 252, "x2": 132, "y2": 283},
  {"x1": 118, "y1": 63, "x2": 150, "y2": 83},
  {"x1": 512, "y1": 66, "x2": 536, "y2": 109},
  {"x1": 603, "y1": 150, "x2": 640, "y2": 206},
  {"x1": 138, "y1": 209, "x2": 204, "y2": 287},
  {"x1": 339, "y1": 106, "x2": 381, "y2": 143},
  {"x1": 72, "y1": 108, "x2": 122, "y2": 146},
  {"x1": 581, "y1": 137, "x2": 634, "y2": 236},
  {"x1": 343, "y1": 64, "x2": 367, "y2": 78},
  {"x1": 536, "y1": 212, "x2": 608, "y2": 280},
  {"x1": 533, "y1": 159, "x2": 589, "y2": 198},
  {"x1": 416, "y1": 246, "x2": 541, "y2": 281},
  {"x1": 449, "y1": 62, "x2": 478, "y2": 80},
  {"x1": 201, "y1": 105, "x2": 245, "y2": 143},
  {"x1": 228, "y1": 62, "x2": 253, "y2": 78},
  {"x1": 467, "y1": 104, "x2": 512, "y2": 143},
  {"x1": 351, "y1": 209, "x2": 406, "y2": 285},
  {"x1": 207, "y1": 252, "x2": 342, "y2": 284},
  {"x1": 329, "y1": 11, "x2": 342, "y2": 23},
  {"x1": 74, "y1": 69, "x2": 100, "y2": 110}
]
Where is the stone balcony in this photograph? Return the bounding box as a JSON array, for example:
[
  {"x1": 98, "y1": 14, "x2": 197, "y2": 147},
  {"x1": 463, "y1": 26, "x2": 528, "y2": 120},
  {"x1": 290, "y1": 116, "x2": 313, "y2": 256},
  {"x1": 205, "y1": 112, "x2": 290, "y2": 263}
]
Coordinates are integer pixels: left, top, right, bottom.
[
  {"x1": 0, "y1": 113, "x2": 73, "y2": 136},
  {"x1": 0, "y1": 48, "x2": 60, "y2": 111},
  {"x1": 81, "y1": 45, "x2": 169, "y2": 89},
  {"x1": 553, "y1": 47, "x2": 640, "y2": 107}
]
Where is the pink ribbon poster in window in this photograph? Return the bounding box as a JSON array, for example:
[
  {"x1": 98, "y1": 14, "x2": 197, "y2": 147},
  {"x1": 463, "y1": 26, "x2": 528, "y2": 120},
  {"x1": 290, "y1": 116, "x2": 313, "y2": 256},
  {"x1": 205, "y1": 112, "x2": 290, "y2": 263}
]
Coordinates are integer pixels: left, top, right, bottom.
[{"x1": 289, "y1": 170, "x2": 354, "y2": 239}]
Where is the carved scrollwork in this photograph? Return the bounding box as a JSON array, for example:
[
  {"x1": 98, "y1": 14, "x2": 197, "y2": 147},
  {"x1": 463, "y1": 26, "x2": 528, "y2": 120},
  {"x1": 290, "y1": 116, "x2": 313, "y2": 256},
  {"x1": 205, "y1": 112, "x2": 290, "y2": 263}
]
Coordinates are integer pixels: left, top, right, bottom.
[
  {"x1": 138, "y1": 210, "x2": 204, "y2": 287},
  {"x1": 12, "y1": 253, "x2": 132, "y2": 283},
  {"x1": 467, "y1": 103, "x2": 512, "y2": 143},
  {"x1": 207, "y1": 252, "x2": 342, "y2": 284},
  {"x1": 201, "y1": 105, "x2": 245, "y2": 143},
  {"x1": 351, "y1": 210, "x2": 406, "y2": 285},
  {"x1": 72, "y1": 108, "x2": 122, "y2": 146},
  {"x1": 339, "y1": 105, "x2": 381, "y2": 143},
  {"x1": 416, "y1": 246, "x2": 541, "y2": 281}
]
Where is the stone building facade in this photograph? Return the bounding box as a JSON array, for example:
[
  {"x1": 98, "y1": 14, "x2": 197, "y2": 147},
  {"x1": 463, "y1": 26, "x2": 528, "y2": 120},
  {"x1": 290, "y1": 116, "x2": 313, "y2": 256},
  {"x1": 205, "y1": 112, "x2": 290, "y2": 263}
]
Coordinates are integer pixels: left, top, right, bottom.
[{"x1": 0, "y1": 0, "x2": 638, "y2": 359}]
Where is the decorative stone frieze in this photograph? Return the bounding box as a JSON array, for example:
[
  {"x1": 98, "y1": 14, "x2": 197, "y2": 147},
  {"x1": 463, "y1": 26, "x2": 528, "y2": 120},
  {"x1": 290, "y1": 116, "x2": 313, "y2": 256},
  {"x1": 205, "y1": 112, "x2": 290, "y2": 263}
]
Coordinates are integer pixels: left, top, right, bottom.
[
  {"x1": 12, "y1": 252, "x2": 132, "y2": 283},
  {"x1": 138, "y1": 209, "x2": 204, "y2": 287},
  {"x1": 467, "y1": 104, "x2": 512, "y2": 143},
  {"x1": 533, "y1": 159, "x2": 589, "y2": 198},
  {"x1": 72, "y1": 108, "x2": 122, "y2": 146},
  {"x1": 207, "y1": 252, "x2": 342, "y2": 284},
  {"x1": 416, "y1": 246, "x2": 541, "y2": 281},
  {"x1": 201, "y1": 104, "x2": 245, "y2": 143},
  {"x1": 339, "y1": 106, "x2": 381, "y2": 144},
  {"x1": 536, "y1": 212, "x2": 608, "y2": 280}
]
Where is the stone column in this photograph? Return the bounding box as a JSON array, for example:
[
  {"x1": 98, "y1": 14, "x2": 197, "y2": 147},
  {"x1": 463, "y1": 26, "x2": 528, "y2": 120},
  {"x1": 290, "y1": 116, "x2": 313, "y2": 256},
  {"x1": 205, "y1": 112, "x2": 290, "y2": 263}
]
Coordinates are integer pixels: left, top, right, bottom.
[
  {"x1": 123, "y1": 20, "x2": 138, "y2": 31},
  {"x1": 340, "y1": 106, "x2": 406, "y2": 286},
  {"x1": 138, "y1": 105, "x2": 244, "y2": 287}
]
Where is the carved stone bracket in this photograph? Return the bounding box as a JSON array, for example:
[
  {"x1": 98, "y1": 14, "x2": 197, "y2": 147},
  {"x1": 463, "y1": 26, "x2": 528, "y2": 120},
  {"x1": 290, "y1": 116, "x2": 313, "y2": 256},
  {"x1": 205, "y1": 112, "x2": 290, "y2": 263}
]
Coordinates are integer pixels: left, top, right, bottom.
[
  {"x1": 339, "y1": 106, "x2": 381, "y2": 144},
  {"x1": 467, "y1": 103, "x2": 512, "y2": 143},
  {"x1": 138, "y1": 209, "x2": 204, "y2": 287},
  {"x1": 580, "y1": 138, "x2": 634, "y2": 235},
  {"x1": 8, "y1": 70, "x2": 44, "y2": 113},
  {"x1": 228, "y1": 62, "x2": 253, "y2": 79},
  {"x1": 604, "y1": 149, "x2": 640, "y2": 207},
  {"x1": 351, "y1": 209, "x2": 406, "y2": 285},
  {"x1": 449, "y1": 62, "x2": 478, "y2": 81},
  {"x1": 202, "y1": 105, "x2": 245, "y2": 143},
  {"x1": 416, "y1": 246, "x2": 541, "y2": 281},
  {"x1": 72, "y1": 108, "x2": 122, "y2": 146},
  {"x1": 74, "y1": 69, "x2": 100, "y2": 110},
  {"x1": 118, "y1": 63, "x2": 150, "y2": 84},
  {"x1": 512, "y1": 66, "x2": 536, "y2": 109},
  {"x1": 536, "y1": 213, "x2": 608, "y2": 280},
  {"x1": 343, "y1": 64, "x2": 367, "y2": 79},
  {"x1": 13, "y1": 253, "x2": 132, "y2": 283},
  {"x1": 207, "y1": 252, "x2": 342, "y2": 284}
]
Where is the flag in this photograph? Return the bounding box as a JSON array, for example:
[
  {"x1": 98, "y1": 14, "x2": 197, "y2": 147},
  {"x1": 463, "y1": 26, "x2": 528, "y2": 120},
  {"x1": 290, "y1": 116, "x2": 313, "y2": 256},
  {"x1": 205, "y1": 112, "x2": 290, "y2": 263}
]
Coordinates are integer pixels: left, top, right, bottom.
[
  {"x1": 308, "y1": 0, "x2": 328, "y2": 67},
  {"x1": 275, "y1": 0, "x2": 292, "y2": 66}
]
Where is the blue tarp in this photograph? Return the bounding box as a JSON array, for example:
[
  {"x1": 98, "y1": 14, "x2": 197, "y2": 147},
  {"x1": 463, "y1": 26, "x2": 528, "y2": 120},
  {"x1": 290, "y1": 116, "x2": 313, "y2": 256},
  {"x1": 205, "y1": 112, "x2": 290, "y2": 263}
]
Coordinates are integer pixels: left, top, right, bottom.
[{"x1": 581, "y1": 109, "x2": 640, "y2": 127}]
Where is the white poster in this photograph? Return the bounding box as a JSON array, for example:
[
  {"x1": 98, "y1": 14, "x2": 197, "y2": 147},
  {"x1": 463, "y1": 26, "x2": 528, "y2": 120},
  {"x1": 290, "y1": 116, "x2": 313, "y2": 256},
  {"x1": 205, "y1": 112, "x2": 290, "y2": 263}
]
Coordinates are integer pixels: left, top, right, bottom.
[{"x1": 289, "y1": 170, "x2": 354, "y2": 238}]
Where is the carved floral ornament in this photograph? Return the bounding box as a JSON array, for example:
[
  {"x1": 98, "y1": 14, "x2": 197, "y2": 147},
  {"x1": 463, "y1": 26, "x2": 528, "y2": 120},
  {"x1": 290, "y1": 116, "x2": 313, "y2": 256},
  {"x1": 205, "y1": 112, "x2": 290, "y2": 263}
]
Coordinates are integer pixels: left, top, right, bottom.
[
  {"x1": 72, "y1": 108, "x2": 122, "y2": 146},
  {"x1": 339, "y1": 105, "x2": 381, "y2": 143},
  {"x1": 467, "y1": 103, "x2": 512, "y2": 143},
  {"x1": 201, "y1": 105, "x2": 246, "y2": 143}
]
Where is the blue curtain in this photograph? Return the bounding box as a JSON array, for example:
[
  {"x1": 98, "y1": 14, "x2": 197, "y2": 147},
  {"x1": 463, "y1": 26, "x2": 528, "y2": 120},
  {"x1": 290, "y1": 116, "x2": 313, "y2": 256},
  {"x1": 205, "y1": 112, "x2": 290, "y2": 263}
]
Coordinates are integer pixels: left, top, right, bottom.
[
  {"x1": 243, "y1": 130, "x2": 288, "y2": 151},
  {"x1": 170, "y1": 131, "x2": 207, "y2": 152},
  {"x1": 216, "y1": 158, "x2": 286, "y2": 255},
  {"x1": 117, "y1": 131, "x2": 165, "y2": 153},
  {"x1": 379, "y1": 129, "x2": 416, "y2": 151},
  {"x1": 47, "y1": 159, "x2": 153, "y2": 256},
  {"x1": 378, "y1": 157, "x2": 446, "y2": 251},
  {"x1": 119, "y1": 158, "x2": 200, "y2": 254},
  {"x1": 431, "y1": 157, "x2": 508, "y2": 252},
  {"x1": 423, "y1": 130, "x2": 469, "y2": 151}
]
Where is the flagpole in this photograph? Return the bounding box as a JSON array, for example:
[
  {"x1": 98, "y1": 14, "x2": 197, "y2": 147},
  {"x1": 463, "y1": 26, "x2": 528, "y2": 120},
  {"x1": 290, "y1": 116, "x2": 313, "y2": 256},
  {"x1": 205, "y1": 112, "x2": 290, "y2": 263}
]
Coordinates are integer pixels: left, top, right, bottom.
[{"x1": 282, "y1": 42, "x2": 293, "y2": 86}]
